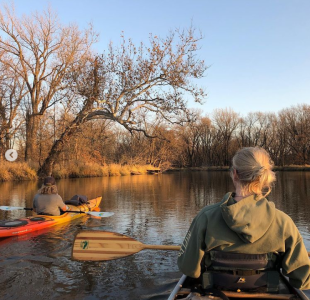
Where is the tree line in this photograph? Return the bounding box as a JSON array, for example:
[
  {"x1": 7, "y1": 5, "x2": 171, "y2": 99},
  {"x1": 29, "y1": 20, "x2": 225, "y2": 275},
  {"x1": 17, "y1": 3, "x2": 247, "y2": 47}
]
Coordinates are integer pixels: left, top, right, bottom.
[
  {"x1": 4, "y1": 101, "x2": 310, "y2": 171},
  {"x1": 175, "y1": 105, "x2": 310, "y2": 167},
  {"x1": 0, "y1": 5, "x2": 309, "y2": 176}
]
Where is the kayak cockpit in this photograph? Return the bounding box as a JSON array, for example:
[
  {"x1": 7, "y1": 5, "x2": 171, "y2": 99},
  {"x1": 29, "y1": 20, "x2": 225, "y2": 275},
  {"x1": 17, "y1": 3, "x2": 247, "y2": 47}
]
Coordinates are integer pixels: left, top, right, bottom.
[{"x1": 170, "y1": 274, "x2": 308, "y2": 300}]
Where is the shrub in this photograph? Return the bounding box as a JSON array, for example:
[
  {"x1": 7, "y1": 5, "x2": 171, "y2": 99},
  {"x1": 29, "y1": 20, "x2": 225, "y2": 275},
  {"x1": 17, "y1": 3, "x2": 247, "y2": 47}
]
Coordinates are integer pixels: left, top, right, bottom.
[{"x1": 0, "y1": 162, "x2": 37, "y2": 181}]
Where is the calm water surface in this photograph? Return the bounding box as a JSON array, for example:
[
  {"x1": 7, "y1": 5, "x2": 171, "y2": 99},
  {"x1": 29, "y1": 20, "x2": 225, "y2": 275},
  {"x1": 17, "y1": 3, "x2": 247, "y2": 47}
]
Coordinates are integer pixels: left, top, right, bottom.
[{"x1": 0, "y1": 171, "x2": 309, "y2": 299}]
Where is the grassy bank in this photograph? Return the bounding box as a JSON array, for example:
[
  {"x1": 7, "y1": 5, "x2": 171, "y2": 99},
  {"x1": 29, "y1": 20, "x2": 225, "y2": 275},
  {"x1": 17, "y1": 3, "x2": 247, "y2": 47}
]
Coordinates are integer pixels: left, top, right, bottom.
[
  {"x1": 0, "y1": 161, "x2": 157, "y2": 181},
  {"x1": 52, "y1": 162, "x2": 154, "y2": 178},
  {"x1": 273, "y1": 165, "x2": 310, "y2": 171},
  {"x1": 167, "y1": 165, "x2": 310, "y2": 172},
  {"x1": 0, "y1": 162, "x2": 38, "y2": 181},
  {"x1": 1, "y1": 162, "x2": 309, "y2": 182}
]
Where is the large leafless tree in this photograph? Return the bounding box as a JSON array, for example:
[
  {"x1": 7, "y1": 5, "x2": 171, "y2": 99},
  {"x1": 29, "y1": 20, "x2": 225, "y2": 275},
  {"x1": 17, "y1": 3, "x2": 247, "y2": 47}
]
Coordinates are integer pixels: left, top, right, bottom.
[
  {"x1": 0, "y1": 4, "x2": 96, "y2": 164},
  {"x1": 38, "y1": 28, "x2": 208, "y2": 176}
]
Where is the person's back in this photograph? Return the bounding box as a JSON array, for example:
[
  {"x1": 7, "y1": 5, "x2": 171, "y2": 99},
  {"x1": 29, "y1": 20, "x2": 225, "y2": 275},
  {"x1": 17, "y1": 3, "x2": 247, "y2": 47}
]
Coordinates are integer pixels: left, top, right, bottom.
[
  {"x1": 33, "y1": 193, "x2": 66, "y2": 216},
  {"x1": 178, "y1": 147, "x2": 310, "y2": 290},
  {"x1": 33, "y1": 176, "x2": 68, "y2": 216}
]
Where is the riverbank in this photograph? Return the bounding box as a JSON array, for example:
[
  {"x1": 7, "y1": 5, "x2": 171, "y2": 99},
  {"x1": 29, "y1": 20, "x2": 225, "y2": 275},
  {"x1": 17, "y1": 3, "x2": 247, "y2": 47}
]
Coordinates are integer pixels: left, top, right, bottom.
[
  {"x1": 166, "y1": 165, "x2": 310, "y2": 172},
  {"x1": 1, "y1": 162, "x2": 309, "y2": 181},
  {"x1": 0, "y1": 162, "x2": 37, "y2": 181},
  {"x1": 0, "y1": 161, "x2": 157, "y2": 181}
]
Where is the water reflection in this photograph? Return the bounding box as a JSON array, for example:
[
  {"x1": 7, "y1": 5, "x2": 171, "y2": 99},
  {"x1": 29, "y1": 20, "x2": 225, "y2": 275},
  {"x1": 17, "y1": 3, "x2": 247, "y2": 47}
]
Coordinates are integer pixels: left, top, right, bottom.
[{"x1": 0, "y1": 171, "x2": 309, "y2": 299}]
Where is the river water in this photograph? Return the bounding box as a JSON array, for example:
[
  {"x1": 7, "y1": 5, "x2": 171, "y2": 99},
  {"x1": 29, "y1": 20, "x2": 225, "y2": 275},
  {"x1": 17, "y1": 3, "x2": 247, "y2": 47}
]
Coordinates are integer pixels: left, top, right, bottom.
[{"x1": 0, "y1": 171, "x2": 309, "y2": 299}]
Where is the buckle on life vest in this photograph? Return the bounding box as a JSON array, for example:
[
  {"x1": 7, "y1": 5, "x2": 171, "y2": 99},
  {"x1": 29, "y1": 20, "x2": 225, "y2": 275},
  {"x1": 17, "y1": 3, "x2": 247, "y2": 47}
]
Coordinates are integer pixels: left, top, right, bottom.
[{"x1": 237, "y1": 277, "x2": 246, "y2": 283}]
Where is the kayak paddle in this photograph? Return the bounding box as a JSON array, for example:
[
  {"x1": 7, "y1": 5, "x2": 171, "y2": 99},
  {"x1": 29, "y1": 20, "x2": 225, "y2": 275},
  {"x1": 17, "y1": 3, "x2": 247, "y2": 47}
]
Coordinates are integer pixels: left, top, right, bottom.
[
  {"x1": 71, "y1": 230, "x2": 181, "y2": 261},
  {"x1": 72, "y1": 230, "x2": 310, "y2": 261},
  {"x1": 0, "y1": 206, "x2": 33, "y2": 211},
  {"x1": 0, "y1": 206, "x2": 114, "y2": 218},
  {"x1": 69, "y1": 211, "x2": 114, "y2": 217}
]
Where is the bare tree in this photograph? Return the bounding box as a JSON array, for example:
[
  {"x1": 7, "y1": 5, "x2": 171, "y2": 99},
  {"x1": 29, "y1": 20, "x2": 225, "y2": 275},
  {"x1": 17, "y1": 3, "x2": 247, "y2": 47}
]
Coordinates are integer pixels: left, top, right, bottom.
[
  {"x1": 177, "y1": 112, "x2": 211, "y2": 167},
  {"x1": 0, "y1": 65, "x2": 26, "y2": 159},
  {"x1": 213, "y1": 108, "x2": 239, "y2": 166},
  {"x1": 0, "y1": 4, "x2": 97, "y2": 165},
  {"x1": 279, "y1": 104, "x2": 310, "y2": 165},
  {"x1": 38, "y1": 27, "x2": 208, "y2": 176}
]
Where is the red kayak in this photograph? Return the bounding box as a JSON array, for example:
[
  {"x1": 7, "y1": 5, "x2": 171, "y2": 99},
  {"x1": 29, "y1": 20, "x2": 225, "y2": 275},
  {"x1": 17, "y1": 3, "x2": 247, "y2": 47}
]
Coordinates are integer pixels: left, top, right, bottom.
[{"x1": 0, "y1": 196, "x2": 102, "y2": 238}]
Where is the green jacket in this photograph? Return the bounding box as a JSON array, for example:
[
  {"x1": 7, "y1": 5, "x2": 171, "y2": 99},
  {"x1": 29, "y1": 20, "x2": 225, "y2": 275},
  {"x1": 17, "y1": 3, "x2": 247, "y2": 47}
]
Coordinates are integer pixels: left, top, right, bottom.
[{"x1": 177, "y1": 192, "x2": 310, "y2": 290}]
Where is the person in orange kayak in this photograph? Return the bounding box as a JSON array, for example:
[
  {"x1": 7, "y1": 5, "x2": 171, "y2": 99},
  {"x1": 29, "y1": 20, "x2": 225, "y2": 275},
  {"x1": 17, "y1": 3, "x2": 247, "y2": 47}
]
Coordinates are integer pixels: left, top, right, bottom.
[
  {"x1": 33, "y1": 176, "x2": 69, "y2": 216},
  {"x1": 178, "y1": 147, "x2": 310, "y2": 290}
]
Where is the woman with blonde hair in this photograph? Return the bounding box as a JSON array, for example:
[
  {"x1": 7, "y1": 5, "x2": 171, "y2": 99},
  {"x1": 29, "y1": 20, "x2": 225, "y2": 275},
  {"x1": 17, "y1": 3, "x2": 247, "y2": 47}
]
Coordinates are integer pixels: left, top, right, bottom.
[
  {"x1": 178, "y1": 147, "x2": 310, "y2": 291},
  {"x1": 33, "y1": 176, "x2": 69, "y2": 216}
]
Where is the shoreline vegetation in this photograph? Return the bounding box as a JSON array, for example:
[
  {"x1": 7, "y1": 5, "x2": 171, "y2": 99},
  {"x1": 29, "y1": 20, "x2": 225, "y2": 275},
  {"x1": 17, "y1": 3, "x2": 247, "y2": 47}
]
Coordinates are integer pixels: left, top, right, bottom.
[
  {"x1": 0, "y1": 5, "x2": 309, "y2": 181},
  {"x1": 0, "y1": 161, "x2": 310, "y2": 182}
]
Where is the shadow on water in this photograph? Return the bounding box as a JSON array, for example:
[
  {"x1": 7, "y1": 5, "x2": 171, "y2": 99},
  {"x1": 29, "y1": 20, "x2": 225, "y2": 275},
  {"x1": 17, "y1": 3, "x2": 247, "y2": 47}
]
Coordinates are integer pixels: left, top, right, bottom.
[{"x1": 0, "y1": 171, "x2": 309, "y2": 299}]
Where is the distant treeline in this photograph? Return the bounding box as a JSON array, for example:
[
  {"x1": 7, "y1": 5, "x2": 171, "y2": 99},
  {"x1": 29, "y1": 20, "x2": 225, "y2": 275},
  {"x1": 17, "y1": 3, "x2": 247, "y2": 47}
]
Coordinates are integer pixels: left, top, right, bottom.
[{"x1": 7, "y1": 104, "x2": 309, "y2": 171}]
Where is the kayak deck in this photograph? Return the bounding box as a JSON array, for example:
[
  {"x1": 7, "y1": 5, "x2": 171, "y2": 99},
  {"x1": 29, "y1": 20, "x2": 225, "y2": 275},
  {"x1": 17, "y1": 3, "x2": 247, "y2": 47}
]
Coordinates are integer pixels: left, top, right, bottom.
[
  {"x1": 169, "y1": 273, "x2": 309, "y2": 300},
  {"x1": 0, "y1": 196, "x2": 102, "y2": 238}
]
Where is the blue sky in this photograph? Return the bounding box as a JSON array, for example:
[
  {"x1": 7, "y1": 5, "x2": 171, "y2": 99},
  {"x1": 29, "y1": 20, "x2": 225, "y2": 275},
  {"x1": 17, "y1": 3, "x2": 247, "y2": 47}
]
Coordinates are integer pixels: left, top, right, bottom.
[{"x1": 5, "y1": 0, "x2": 310, "y2": 116}]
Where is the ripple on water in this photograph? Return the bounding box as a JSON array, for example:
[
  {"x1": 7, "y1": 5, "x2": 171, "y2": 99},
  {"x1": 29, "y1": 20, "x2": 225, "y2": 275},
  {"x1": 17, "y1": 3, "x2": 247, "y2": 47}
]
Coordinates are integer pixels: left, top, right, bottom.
[{"x1": 0, "y1": 172, "x2": 309, "y2": 299}]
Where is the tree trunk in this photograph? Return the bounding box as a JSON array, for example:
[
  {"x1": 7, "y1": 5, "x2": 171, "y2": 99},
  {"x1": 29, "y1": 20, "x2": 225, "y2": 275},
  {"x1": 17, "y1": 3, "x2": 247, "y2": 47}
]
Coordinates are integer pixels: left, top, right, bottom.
[
  {"x1": 25, "y1": 113, "x2": 40, "y2": 164},
  {"x1": 0, "y1": 138, "x2": 5, "y2": 161},
  {"x1": 0, "y1": 128, "x2": 14, "y2": 161},
  {"x1": 38, "y1": 113, "x2": 87, "y2": 177}
]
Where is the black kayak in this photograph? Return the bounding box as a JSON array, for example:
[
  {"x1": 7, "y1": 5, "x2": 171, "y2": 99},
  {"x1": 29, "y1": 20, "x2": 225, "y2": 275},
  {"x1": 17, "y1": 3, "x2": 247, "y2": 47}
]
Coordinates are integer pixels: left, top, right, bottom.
[{"x1": 168, "y1": 273, "x2": 309, "y2": 300}]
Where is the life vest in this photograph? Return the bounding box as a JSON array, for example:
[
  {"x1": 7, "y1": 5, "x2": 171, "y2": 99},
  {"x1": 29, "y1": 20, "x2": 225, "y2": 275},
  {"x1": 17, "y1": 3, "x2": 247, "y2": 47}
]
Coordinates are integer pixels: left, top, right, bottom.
[{"x1": 202, "y1": 251, "x2": 280, "y2": 292}]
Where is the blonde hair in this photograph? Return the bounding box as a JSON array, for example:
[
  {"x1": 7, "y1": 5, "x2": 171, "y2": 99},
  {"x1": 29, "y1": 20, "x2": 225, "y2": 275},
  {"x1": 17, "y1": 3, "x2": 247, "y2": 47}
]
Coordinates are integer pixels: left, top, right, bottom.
[
  {"x1": 231, "y1": 147, "x2": 276, "y2": 198},
  {"x1": 39, "y1": 185, "x2": 58, "y2": 195}
]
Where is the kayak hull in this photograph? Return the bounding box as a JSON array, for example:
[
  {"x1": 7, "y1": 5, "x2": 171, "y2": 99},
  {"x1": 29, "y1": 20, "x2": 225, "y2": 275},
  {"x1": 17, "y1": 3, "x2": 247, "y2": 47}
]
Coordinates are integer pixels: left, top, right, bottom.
[
  {"x1": 168, "y1": 273, "x2": 309, "y2": 300},
  {"x1": 0, "y1": 196, "x2": 102, "y2": 238}
]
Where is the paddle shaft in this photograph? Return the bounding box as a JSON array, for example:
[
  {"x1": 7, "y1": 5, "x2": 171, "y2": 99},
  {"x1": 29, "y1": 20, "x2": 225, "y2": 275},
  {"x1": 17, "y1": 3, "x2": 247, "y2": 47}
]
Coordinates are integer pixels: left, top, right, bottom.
[
  {"x1": 144, "y1": 247, "x2": 310, "y2": 257},
  {"x1": 143, "y1": 244, "x2": 181, "y2": 251}
]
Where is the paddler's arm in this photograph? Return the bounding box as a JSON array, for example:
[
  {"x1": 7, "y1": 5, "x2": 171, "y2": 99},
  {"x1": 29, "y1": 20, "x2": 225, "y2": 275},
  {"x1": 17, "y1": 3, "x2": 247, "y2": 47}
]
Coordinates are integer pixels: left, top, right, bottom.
[
  {"x1": 61, "y1": 205, "x2": 70, "y2": 212},
  {"x1": 56, "y1": 195, "x2": 70, "y2": 212},
  {"x1": 177, "y1": 213, "x2": 207, "y2": 278},
  {"x1": 281, "y1": 221, "x2": 310, "y2": 290}
]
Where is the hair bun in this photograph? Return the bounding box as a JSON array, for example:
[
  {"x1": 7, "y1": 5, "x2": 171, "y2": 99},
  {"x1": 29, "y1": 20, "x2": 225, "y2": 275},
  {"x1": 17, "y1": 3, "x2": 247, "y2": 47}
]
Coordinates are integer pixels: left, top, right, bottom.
[{"x1": 232, "y1": 147, "x2": 276, "y2": 197}]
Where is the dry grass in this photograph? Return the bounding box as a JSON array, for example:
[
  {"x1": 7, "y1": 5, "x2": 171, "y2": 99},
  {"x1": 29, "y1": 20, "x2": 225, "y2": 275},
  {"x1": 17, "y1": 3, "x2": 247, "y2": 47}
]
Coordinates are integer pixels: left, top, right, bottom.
[
  {"x1": 0, "y1": 160, "x2": 161, "y2": 181},
  {"x1": 0, "y1": 161, "x2": 37, "y2": 181},
  {"x1": 119, "y1": 165, "x2": 131, "y2": 176},
  {"x1": 108, "y1": 164, "x2": 122, "y2": 176},
  {"x1": 53, "y1": 161, "x2": 109, "y2": 178},
  {"x1": 52, "y1": 162, "x2": 151, "y2": 178},
  {"x1": 132, "y1": 165, "x2": 150, "y2": 174}
]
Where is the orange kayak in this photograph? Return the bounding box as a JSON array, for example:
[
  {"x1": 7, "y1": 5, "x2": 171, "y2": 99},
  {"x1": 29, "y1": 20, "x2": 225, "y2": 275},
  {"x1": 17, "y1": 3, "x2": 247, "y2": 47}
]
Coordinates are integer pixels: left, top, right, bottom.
[{"x1": 0, "y1": 196, "x2": 102, "y2": 238}]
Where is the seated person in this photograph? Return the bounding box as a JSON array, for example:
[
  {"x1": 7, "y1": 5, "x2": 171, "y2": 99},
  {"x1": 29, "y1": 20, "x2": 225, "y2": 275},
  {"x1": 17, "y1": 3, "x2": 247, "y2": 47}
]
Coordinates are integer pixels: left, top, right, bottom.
[
  {"x1": 33, "y1": 176, "x2": 69, "y2": 216},
  {"x1": 178, "y1": 147, "x2": 310, "y2": 290}
]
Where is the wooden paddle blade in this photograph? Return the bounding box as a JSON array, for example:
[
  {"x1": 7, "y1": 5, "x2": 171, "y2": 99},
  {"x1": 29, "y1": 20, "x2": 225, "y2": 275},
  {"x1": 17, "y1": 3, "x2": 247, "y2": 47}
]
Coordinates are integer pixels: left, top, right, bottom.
[{"x1": 72, "y1": 231, "x2": 144, "y2": 261}]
